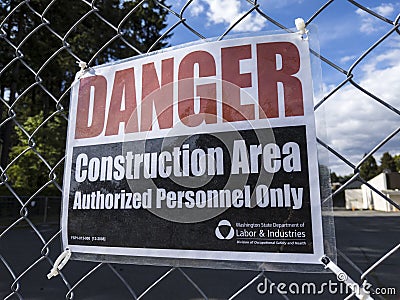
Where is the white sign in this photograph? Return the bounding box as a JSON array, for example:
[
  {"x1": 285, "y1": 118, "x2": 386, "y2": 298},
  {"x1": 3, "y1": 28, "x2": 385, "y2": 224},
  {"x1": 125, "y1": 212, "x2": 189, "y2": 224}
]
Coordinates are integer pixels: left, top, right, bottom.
[{"x1": 62, "y1": 32, "x2": 325, "y2": 266}]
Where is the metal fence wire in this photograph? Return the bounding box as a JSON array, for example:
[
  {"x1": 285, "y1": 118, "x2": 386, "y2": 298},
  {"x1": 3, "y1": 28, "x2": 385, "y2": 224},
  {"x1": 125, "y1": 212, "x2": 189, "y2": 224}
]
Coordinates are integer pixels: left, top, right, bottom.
[{"x1": 1, "y1": 0, "x2": 399, "y2": 299}]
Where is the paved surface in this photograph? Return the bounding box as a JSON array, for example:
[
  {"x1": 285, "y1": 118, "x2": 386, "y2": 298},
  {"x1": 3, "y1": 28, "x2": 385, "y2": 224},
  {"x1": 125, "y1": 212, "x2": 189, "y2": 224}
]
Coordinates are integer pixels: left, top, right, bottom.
[{"x1": 0, "y1": 210, "x2": 399, "y2": 299}]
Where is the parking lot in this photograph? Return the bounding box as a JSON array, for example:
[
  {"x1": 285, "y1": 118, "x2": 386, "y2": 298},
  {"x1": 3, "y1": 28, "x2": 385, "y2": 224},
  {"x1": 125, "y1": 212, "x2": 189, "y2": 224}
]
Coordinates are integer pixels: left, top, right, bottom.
[{"x1": 0, "y1": 209, "x2": 399, "y2": 299}]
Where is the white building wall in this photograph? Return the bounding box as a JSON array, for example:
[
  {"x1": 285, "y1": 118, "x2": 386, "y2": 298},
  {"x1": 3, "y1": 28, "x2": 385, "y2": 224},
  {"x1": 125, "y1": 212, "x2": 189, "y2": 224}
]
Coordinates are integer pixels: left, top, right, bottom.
[
  {"x1": 361, "y1": 185, "x2": 372, "y2": 210},
  {"x1": 347, "y1": 173, "x2": 400, "y2": 211},
  {"x1": 373, "y1": 192, "x2": 400, "y2": 212},
  {"x1": 361, "y1": 173, "x2": 400, "y2": 212},
  {"x1": 345, "y1": 189, "x2": 363, "y2": 210},
  {"x1": 361, "y1": 174, "x2": 387, "y2": 209},
  {"x1": 373, "y1": 192, "x2": 390, "y2": 211},
  {"x1": 368, "y1": 174, "x2": 387, "y2": 190}
]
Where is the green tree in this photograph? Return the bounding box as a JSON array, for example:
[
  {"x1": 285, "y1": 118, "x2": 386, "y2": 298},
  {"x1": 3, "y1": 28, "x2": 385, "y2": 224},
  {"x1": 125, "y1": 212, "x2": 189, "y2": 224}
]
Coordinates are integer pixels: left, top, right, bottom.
[
  {"x1": 1, "y1": 0, "x2": 171, "y2": 193},
  {"x1": 394, "y1": 154, "x2": 400, "y2": 172},
  {"x1": 330, "y1": 172, "x2": 352, "y2": 184},
  {"x1": 330, "y1": 172, "x2": 340, "y2": 183},
  {"x1": 0, "y1": 0, "x2": 35, "y2": 168},
  {"x1": 379, "y1": 152, "x2": 396, "y2": 172},
  {"x1": 359, "y1": 154, "x2": 379, "y2": 181},
  {"x1": 7, "y1": 112, "x2": 66, "y2": 190}
]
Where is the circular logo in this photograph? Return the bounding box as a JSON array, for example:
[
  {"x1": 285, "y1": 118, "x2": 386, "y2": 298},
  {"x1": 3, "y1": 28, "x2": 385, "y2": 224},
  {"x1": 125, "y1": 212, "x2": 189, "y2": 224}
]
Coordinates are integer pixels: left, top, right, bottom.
[
  {"x1": 337, "y1": 272, "x2": 348, "y2": 282},
  {"x1": 215, "y1": 220, "x2": 235, "y2": 240}
]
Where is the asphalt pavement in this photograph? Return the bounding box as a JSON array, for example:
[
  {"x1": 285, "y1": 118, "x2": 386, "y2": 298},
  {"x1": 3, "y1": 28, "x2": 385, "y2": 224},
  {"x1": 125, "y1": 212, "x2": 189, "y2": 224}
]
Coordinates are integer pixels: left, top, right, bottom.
[{"x1": 0, "y1": 210, "x2": 399, "y2": 300}]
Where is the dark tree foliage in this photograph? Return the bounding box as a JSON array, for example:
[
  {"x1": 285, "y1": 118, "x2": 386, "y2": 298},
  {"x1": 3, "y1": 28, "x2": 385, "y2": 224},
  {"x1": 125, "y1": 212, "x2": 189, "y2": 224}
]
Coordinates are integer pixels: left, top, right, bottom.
[
  {"x1": 394, "y1": 154, "x2": 400, "y2": 172},
  {"x1": 0, "y1": 0, "x2": 170, "y2": 193},
  {"x1": 333, "y1": 152, "x2": 400, "y2": 187},
  {"x1": 359, "y1": 154, "x2": 379, "y2": 181},
  {"x1": 379, "y1": 152, "x2": 396, "y2": 173},
  {"x1": 330, "y1": 172, "x2": 340, "y2": 183},
  {"x1": 330, "y1": 172, "x2": 352, "y2": 184}
]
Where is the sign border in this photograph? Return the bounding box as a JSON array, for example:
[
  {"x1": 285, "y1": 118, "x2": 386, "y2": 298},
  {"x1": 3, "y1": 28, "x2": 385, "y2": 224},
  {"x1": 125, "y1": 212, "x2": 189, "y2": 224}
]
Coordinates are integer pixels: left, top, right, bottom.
[{"x1": 61, "y1": 31, "x2": 326, "y2": 267}]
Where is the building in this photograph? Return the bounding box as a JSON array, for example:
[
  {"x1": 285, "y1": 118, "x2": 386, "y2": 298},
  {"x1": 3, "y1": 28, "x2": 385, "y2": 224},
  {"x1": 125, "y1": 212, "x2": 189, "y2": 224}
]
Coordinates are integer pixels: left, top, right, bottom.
[
  {"x1": 345, "y1": 189, "x2": 363, "y2": 210},
  {"x1": 345, "y1": 171, "x2": 400, "y2": 212},
  {"x1": 332, "y1": 181, "x2": 362, "y2": 208}
]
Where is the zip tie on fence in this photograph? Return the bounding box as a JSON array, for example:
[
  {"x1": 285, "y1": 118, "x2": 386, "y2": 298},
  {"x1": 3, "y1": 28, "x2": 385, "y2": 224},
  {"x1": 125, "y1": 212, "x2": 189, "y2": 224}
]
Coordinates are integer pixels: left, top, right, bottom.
[
  {"x1": 295, "y1": 18, "x2": 308, "y2": 39},
  {"x1": 77, "y1": 60, "x2": 87, "y2": 71},
  {"x1": 76, "y1": 60, "x2": 88, "y2": 78},
  {"x1": 47, "y1": 248, "x2": 71, "y2": 279},
  {"x1": 321, "y1": 256, "x2": 374, "y2": 300}
]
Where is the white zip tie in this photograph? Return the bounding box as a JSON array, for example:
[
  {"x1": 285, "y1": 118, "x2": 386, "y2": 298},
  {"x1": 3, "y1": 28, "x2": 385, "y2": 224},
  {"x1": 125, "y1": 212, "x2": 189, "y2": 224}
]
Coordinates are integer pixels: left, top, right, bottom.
[
  {"x1": 76, "y1": 61, "x2": 88, "y2": 78},
  {"x1": 295, "y1": 18, "x2": 306, "y2": 34},
  {"x1": 47, "y1": 248, "x2": 71, "y2": 279},
  {"x1": 294, "y1": 18, "x2": 308, "y2": 40},
  {"x1": 77, "y1": 60, "x2": 87, "y2": 71},
  {"x1": 321, "y1": 256, "x2": 373, "y2": 300}
]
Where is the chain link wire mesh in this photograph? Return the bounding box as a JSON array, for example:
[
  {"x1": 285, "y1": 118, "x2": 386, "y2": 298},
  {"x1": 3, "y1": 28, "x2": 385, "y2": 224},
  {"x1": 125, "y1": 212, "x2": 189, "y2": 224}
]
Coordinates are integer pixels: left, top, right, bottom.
[{"x1": 0, "y1": 0, "x2": 399, "y2": 299}]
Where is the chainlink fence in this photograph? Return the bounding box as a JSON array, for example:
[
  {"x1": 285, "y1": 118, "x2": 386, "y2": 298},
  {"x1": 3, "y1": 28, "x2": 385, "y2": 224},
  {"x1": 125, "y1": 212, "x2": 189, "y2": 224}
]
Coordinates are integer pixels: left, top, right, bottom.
[{"x1": 1, "y1": 0, "x2": 399, "y2": 299}]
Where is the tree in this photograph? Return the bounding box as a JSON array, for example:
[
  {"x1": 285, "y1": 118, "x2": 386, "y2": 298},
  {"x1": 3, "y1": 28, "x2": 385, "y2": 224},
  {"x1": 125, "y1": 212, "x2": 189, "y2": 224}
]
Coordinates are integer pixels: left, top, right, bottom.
[
  {"x1": 330, "y1": 171, "x2": 353, "y2": 184},
  {"x1": 394, "y1": 154, "x2": 400, "y2": 172},
  {"x1": 379, "y1": 152, "x2": 396, "y2": 173},
  {"x1": 330, "y1": 172, "x2": 340, "y2": 183},
  {"x1": 7, "y1": 112, "x2": 66, "y2": 191},
  {"x1": 0, "y1": 0, "x2": 34, "y2": 169},
  {"x1": 1, "y1": 0, "x2": 171, "y2": 193},
  {"x1": 359, "y1": 154, "x2": 379, "y2": 181}
]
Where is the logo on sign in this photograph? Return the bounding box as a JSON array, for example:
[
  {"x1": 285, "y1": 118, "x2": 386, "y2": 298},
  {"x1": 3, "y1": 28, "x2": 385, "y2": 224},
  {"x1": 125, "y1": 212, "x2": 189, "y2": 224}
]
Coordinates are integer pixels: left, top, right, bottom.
[{"x1": 215, "y1": 220, "x2": 235, "y2": 240}]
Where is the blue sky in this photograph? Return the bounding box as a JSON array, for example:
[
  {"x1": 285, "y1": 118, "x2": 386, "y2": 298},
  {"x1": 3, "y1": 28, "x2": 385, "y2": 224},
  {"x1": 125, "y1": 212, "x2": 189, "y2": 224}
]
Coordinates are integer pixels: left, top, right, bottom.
[{"x1": 162, "y1": 0, "x2": 400, "y2": 175}]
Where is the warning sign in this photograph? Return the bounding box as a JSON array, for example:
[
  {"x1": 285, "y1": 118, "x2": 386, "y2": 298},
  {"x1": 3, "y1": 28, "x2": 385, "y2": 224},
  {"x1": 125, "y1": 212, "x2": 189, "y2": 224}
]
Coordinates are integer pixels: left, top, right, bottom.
[{"x1": 62, "y1": 33, "x2": 325, "y2": 265}]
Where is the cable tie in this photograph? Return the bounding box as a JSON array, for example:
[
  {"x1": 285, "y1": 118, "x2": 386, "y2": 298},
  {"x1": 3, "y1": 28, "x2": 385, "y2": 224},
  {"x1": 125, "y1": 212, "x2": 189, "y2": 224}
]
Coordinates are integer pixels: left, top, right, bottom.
[
  {"x1": 47, "y1": 248, "x2": 71, "y2": 279},
  {"x1": 76, "y1": 61, "x2": 88, "y2": 78},
  {"x1": 77, "y1": 61, "x2": 87, "y2": 71},
  {"x1": 321, "y1": 256, "x2": 373, "y2": 300},
  {"x1": 295, "y1": 18, "x2": 308, "y2": 38}
]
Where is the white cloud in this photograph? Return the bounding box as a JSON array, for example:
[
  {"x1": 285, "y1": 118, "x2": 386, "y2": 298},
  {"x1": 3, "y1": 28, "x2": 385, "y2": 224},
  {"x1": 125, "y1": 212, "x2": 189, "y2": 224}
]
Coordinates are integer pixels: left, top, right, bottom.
[
  {"x1": 340, "y1": 55, "x2": 357, "y2": 64},
  {"x1": 266, "y1": 0, "x2": 303, "y2": 9},
  {"x1": 232, "y1": 12, "x2": 267, "y2": 32},
  {"x1": 376, "y1": 3, "x2": 395, "y2": 16},
  {"x1": 194, "y1": 0, "x2": 267, "y2": 32},
  {"x1": 189, "y1": 2, "x2": 204, "y2": 17},
  {"x1": 321, "y1": 48, "x2": 400, "y2": 174},
  {"x1": 356, "y1": 3, "x2": 396, "y2": 34}
]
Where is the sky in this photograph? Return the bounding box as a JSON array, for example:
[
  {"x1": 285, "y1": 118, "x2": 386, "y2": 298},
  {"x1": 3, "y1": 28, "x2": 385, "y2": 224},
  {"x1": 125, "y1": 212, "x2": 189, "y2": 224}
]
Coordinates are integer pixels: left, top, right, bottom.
[{"x1": 161, "y1": 0, "x2": 400, "y2": 175}]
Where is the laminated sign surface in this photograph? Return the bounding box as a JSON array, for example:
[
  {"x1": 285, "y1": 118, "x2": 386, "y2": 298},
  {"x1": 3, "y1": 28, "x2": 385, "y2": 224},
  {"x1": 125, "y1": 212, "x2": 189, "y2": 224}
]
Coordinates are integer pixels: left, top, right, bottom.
[{"x1": 62, "y1": 33, "x2": 325, "y2": 266}]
